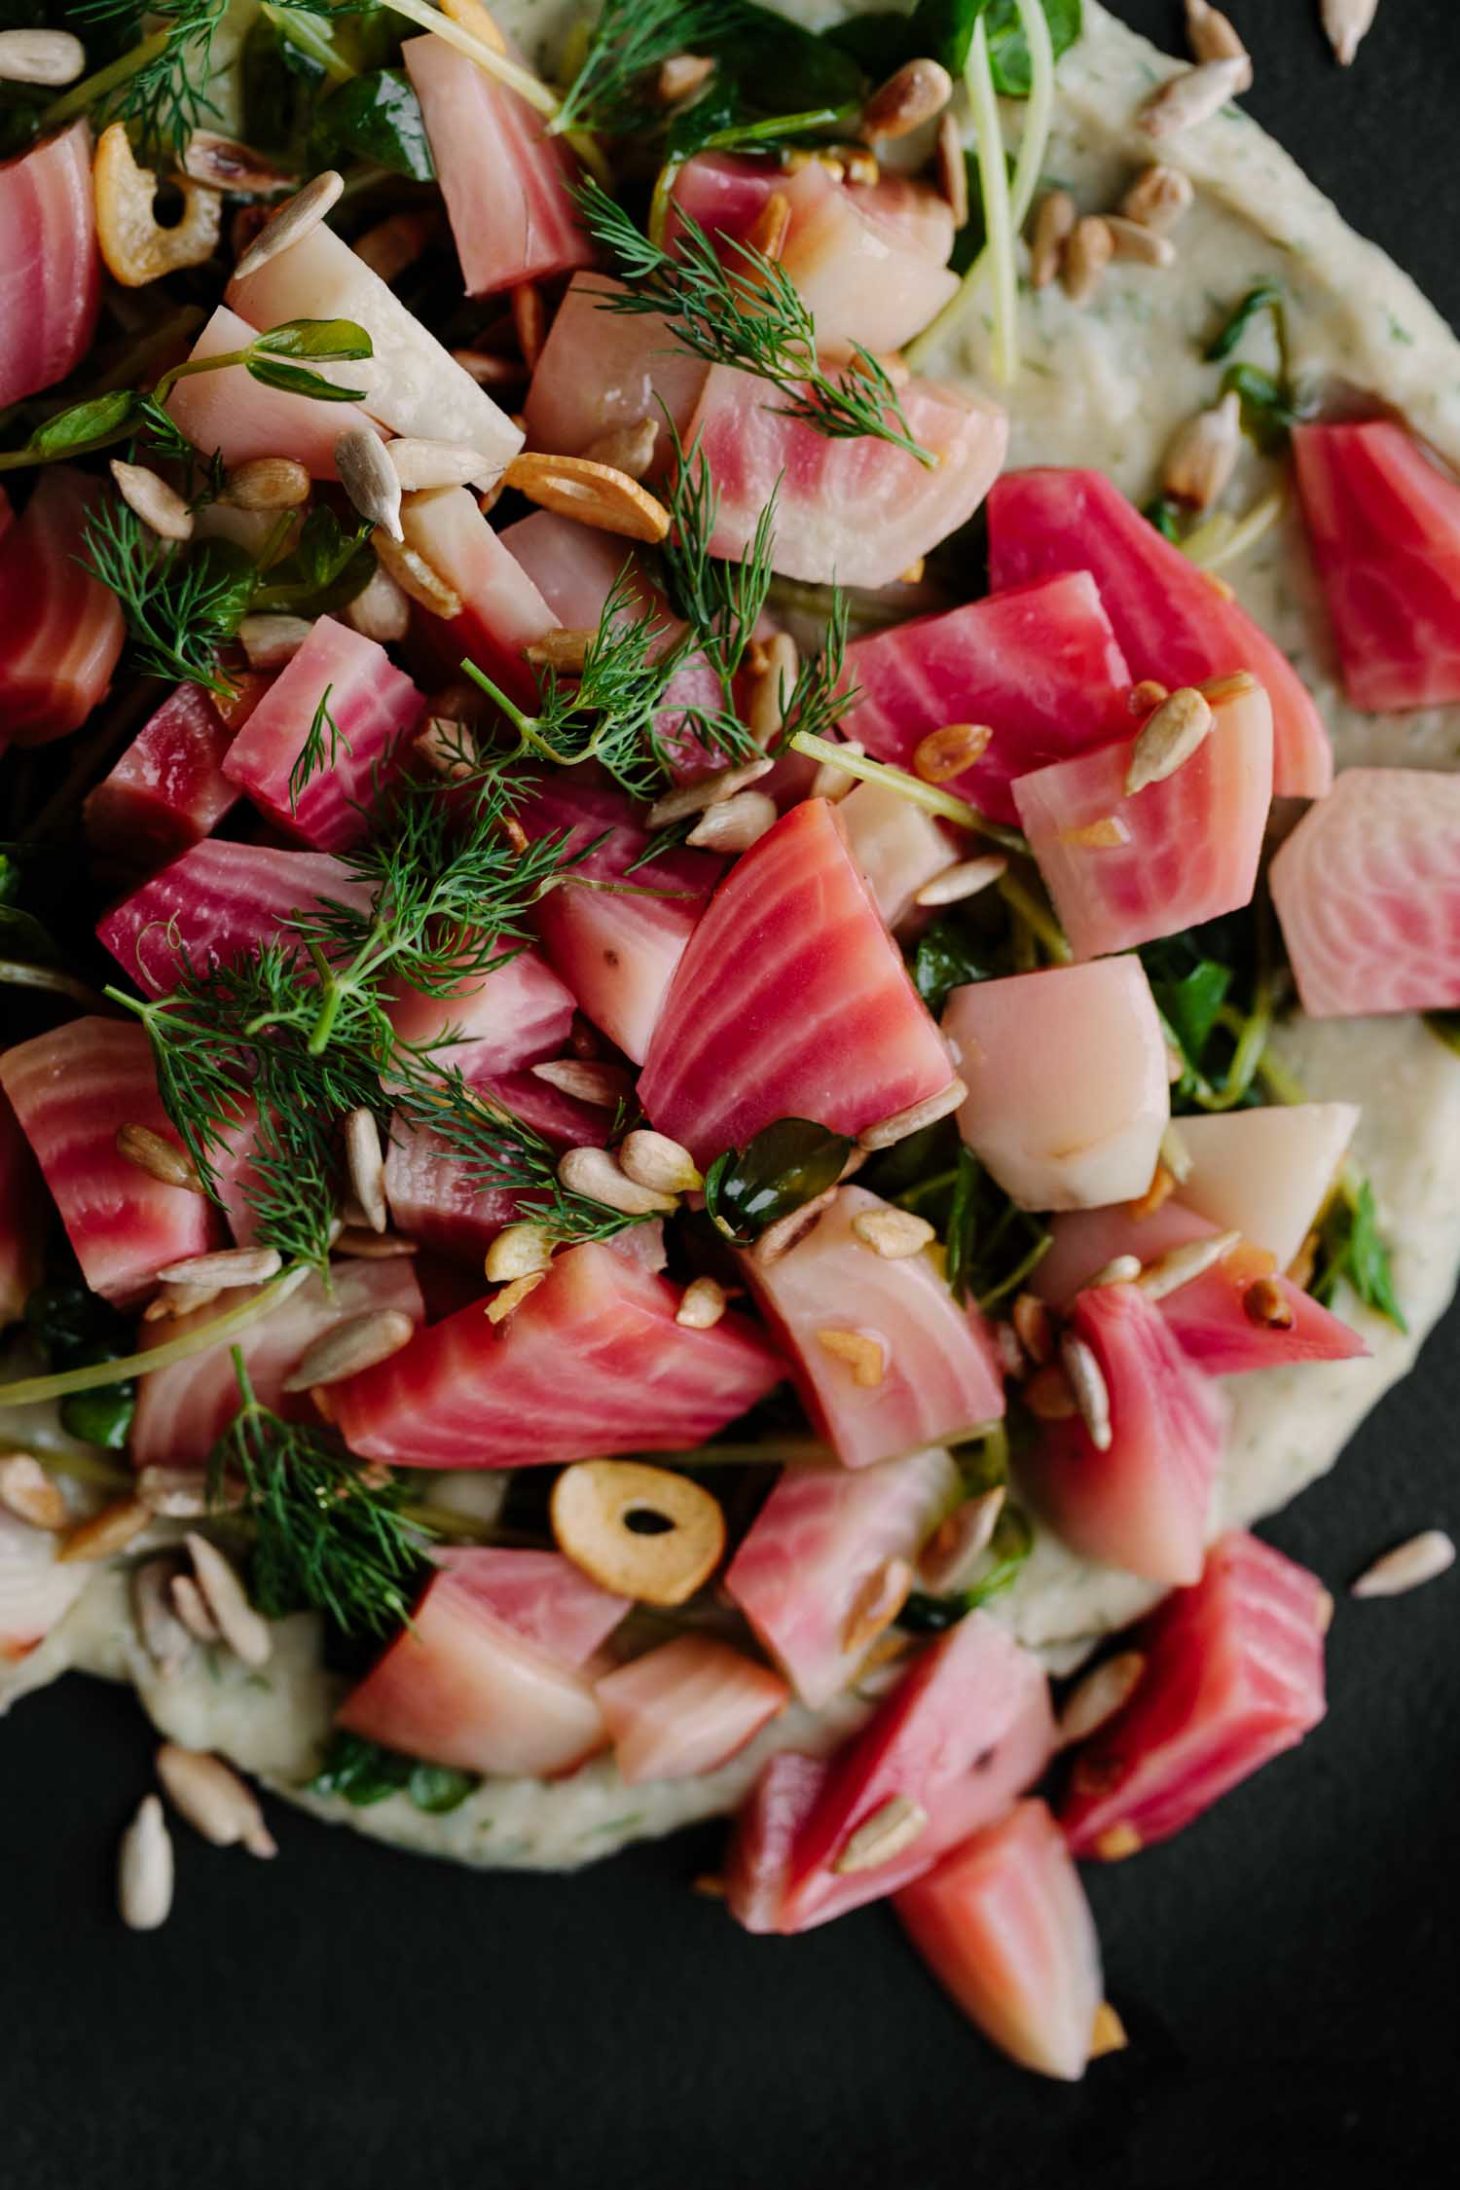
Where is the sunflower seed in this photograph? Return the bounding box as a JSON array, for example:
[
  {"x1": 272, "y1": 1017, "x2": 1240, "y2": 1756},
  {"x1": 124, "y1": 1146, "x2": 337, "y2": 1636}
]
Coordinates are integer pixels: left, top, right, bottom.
[
  {"x1": 1163, "y1": 390, "x2": 1242, "y2": 510},
  {"x1": 1088, "y1": 1254, "x2": 1142, "y2": 1288},
  {"x1": 558, "y1": 1146, "x2": 679, "y2": 1216},
  {"x1": 1063, "y1": 215, "x2": 1114, "y2": 305},
  {"x1": 1322, "y1": 0, "x2": 1379, "y2": 67},
  {"x1": 747, "y1": 631, "x2": 801, "y2": 747},
  {"x1": 1136, "y1": 1229, "x2": 1241, "y2": 1300},
  {"x1": 1057, "y1": 1650, "x2": 1146, "y2": 1746},
  {"x1": 1243, "y1": 1275, "x2": 1295, "y2": 1330},
  {"x1": 0, "y1": 27, "x2": 86, "y2": 84},
  {"x1": 1118, "y1": 164, "x2": 1195, "y2": 231},
  {"x1": 58, "y1": 1498, "x2": 151, "y2": 1563},
  {"x1": 183, "y1": 134, "x2": 297, "y2": 195},
  {"x1": 155, "y1": 1245, "x2": 282, "y2": 1288},
  {"x1": 816, "y1": 1327, "x2": 887, "y2": 1388},
  {"x1": 1012, "y1": 1290, "x2": 1054, "y2": 1366},
  {"x1": 914, "y1": 855, "x2": 1008, "y2": 909},
  {"x1": 221, "y1": 456, "x2": 312, "y2": 511},
  {"x1": 344, "y1": 561, "x2": 411, "y2": 643},
  {"x1": 1184, "y1": 0, "x2": 1253, "y2": 80},
  {"x1": 137, "y1": 1465, "x2": 219, "y2": 1518},
  {"x1": 511, "y1": 280, "x2": 545, "y2": 368},
  {"x1": 143, "y1": 1279, "x2": 224, "y2": 1323},
  {"x1": 116, "y1": 1121, "x2": 204, "y2": 1192},
  {"x1": 109, "y1": 459, "x2": 194, "y2": 543},
  {"x1": 170, "y1": 1571, "x2": 222, "y2": 1644},
  {"x1": 282, "y1": 1308, "x2": 416, "y2": 1392},
  {"x1": 833, "y1": 1793, "x2": 928, "y2": 1874},
  {"x1": 234, "y1": 169, "x2": 344, "y2": 280},
  {"x1": 861, "y1": 56, "x2": 952, "y2": 140},
  {"x1": 686, "y1": 790, "x2": 778, "y2": 853},
  {"x1": 857, "y1": 1079, "x2": 967, "y2": 1152},
  {"x1": 485, "y1": 1270, "x2": 547, "y2": 1324},
  {"x1": 582, "y1": 416, "x2": 659, "y2": 480},
  {"x1": 0, "y1": 1454, "x2": 69, "y2": 1531},
  {"x1": 374, "y1": 528, "x2": 463, "y2": 616},
  {"x1": 341, "y1": 1105, "x2": 387, "y2": 1233},
  {"x1": 185, "y1": 1532, "x2": 272, "y2": 1667},
  {"x1": 1029, "y1": 188, "x2": 1077, "y2": 288},
  {"x1": 1141, "y1": 56, "x2": 1249, "y2": 137},
  {"x1": 657, "y1": 50, "x2": 715, "y2": 104},
  {"x1": 335, "y1": 428, "x2": 403, "y2": 541},
  {"x1": 645, "y1": 757, "x2": 774, "y2": 830},
  {"x1": 239, "y1": 612, "x2": 313, "y2": 668},
  {"x1": 619, "y1": 1129, "x2": 703, "y2": 1196},
  {"x1": 386, "y1": 437, "x2": 493, "y2": 493},
  {"x1": 155, "y1": 1743, "x2": 278, "y2": 1857},
  {"x1": 917, "y1": 1488, "x2": 1005, "y2": 1592},
  {"x1": 1125, "y1": 686, "x2": 1214, "y2": 796},
  {"x1": 131, "y1": 1560, "x2": 193, "y2": 1679},
  {"x1": 118, "y1": 1795, "x2": 174, "y2": 1931},
  {"x1": 1103, "y1": 213, "x2": 1177, "y2": 268},
  {"x1": 1351, "y1": 1529, "x2": 1455, "y2": 1598},
  {"x1": 484, "y1": 1222, "x2": 554, "y2": 1284},
  {"x1": 841, "y1": 1555, "x2": 914, "y2": 1656},
  {"x1": 531, "y1": 1057, "x2": 634, "y2": 1107},
  {"x1": 751, "y1": 1188, "x2": 835, "y2": 1267},
  {"x1": 1090, "y1": 2002, "x2": 1129, "y2": 2058},
  {"x1": 676, "y1": 1276, "x2": 728, "y2": 1330},
  {"x1": 526, "y1": 626, "x2": 598, "y2": 672},
  {"x1": 850, "y1": 1205, "x2": 936, "y2": 1259},
  {"x1": 1061, "y1": 1333, "x2": 1112, "y2": 1450},
  {"x1": 912, "y1": 721, "x2": 991, "y2": 782},
  {"x1": 743, "y1": 189, "x2": 792, "y2": 264}
]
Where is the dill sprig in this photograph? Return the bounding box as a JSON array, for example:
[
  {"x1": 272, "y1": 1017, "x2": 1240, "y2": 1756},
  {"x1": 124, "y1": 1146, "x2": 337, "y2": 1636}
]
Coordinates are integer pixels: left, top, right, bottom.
[
  {"x1": 81, "y1": 494, "x2": 257, "y2": 697},
  {"x1": 212, "y1": 1352, "x2": 433, "y2": 1638},
  {"x1": 574, "y1": 178, "x2": 931, "y2": 464},
  {"x1": 289, "y1": 687, "x2": 348, "y2": 814},
  {"x1": 551, "y1": 0, "x2": 738, "y2": 137},
  {"x1": 656, "y1": 422, "x2": 776, "y2": 691},
  {"x1": 73, "y1": 0, "x2": 228, "y2": 158}
]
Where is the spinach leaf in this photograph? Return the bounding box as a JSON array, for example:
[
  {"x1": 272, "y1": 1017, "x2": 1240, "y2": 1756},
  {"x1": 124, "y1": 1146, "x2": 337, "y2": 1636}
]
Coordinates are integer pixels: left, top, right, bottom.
[
  {"x1": 61, "y1": 1375, "x2": 137, "y2": 1452},
  {"x1": 250, "y1": 507, "x2": 375, "y2": 618},
  {"x1": 836, "y1": 2, "x2": 1081, "y2": 98},
  {"x1": 407, "y1": 1762, "x2": 481, "y2": 1814},
  {"x1": 25, "y1": 1279, "x2": 136, "y2": 1449},
  {"x1": 703, "y1": 1117, "x2": 853, "y2": 1245},
  {"x1": 312, "y1": 69, "x2": 435, "y2": 183},
  {"x1": 985, "y1": 0, "x2": 1083, "y2": 97},
  {"x1": 910, "y1": 916, "x2": 995, "y2": 1014},
  {"x1": 709, "y1": 3, "x2": 866, "y2": 116},
  {"x1": 309, "y1": 1732, "x2": 483, "y2": 1813}
]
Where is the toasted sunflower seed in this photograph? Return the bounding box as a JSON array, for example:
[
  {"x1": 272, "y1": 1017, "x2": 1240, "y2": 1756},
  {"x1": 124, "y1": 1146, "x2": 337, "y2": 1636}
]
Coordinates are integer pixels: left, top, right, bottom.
[
  {"x1": 387, "y1": 437, "x2": 493, "y2": 492},
  {"x1": 1103, "y1": 213, "x2": 1177, "y2": 269},
  {"x1": 0, "y1": 27, "x2": 86, "y2": 84},
  {"x1": 239, "y1": 612, "x2": 313, "y2": 668},
  {"x1": 850, "y1": 1206, "x2": 936, "y2": 1259},
  {"x1": 1029, "y1": 188, "x2": 1077, "y2": 288},
  {"x1": 170, "y1": 1571, "x2": 222, "y2": 1644},
  {"x1": 676, "y1": 1276, "x2": 728, "y2": 1330},
  {"x1": 374, "y1": 527, "x2": 463, "y2": 617},
  {"x1": 118, "y1": 1795, "x2": 174, "y2": 1931},
  {"x1": 526, "y1": 626, "x2": 597, "y2": 671},
  {"x1": 1351, "y1": 1529, "x2": 1454, "y2": 1599},
  {"x1": 1322, "y1": 0, "x2": 1379, "y2": 67},
  {"x1": 484, "y1": 1222, "x2": 554, "y2": 1284},
  {"x1": 914, "y1": 855, "x2": 1008, "y2": 908},
  {"x1": 912, "y1": 721, "x2": 991, "y2": 783},
  {"x1": 619, "y1": 1128, "x2": 703, "y2": 1196},
  {"x1": 156, "y1": 1743, "x2": 278, "y2": 1857},
  {"x1": 747, "y1": 631, "x2": 800, "y2": 747},
  {"x1": 1012, "y1": 1290, "x2": 1054, "y2": 1366},
  {"x1": 841, "y1": 1554, "x2": 914, "y2": 1656},
  {"x1": 0, "y1": 1454, "x2": 69, "y2": 1532},
  {"x1": 1126, "y1": 685, "x2": 1215, "y2": 796},
  {"x1": 234, "y1": 169, "x2": 344, "y2": 280},
  {"x1": 1141, "y1": 56, "x2": 1249, "y2": 137},
  {"x1": 1118, "y1": 163, "x2": 1195, "y2": 231},
  {"x1": 558, "y1": 1145, "x2": 679, "y2": 1216},
  {"x1": 833, "y1": 1793, "x2": 928, "y2": 1874},
  {"x1": 335, "y1": 428, "x2": 403, "y2": 541},
  {"x1": 1162, "y1": 390, "x2": 1241, "y2": 510},
  {"x1": 58, "y1": 1497, "x2": 151, "y2": 1563},
  {"x1": 132, "y1": 1559, "x2": 194, "y2": 1679},
  {"x1": 917, "y1": 1488, "x2": 1005, "y2": 1593},
  {"x1": 816, "y1": 1327, "x2": 887, "y2": 1388},
  {"x1": 143, "y1": 1279, "x2": 223, "y2": 1324},
  {"x1": 156, "y1": 1245, "x2": 282, "y2": 1288},
  {"x1": 861, "y1": 57, "x2": 953, "y2": 141},
  {"x1": 531, "y1": 1057, "x2": 634, "y2": 1107},
  {"x1": 857, "y1": 1079, "x2": 967, "y2": 1152},
  {"x1": 342, "y1": 1106, "x2": 387, "y2": 1234},
  {"x1": 110, "y1": 459, "x2": 194, "y2": 543},
  {"x1": 645, "y1": 757, "x2": 775, "y2": 831},
  {"x1": 1057, "y1": 1650, "x2": 1146, "y2": 1746},
  {"x1": 1063, "y1": 216, "x2": 1114, "y2": 306},
  {"x1": 1242, "y1": 1275, "x2": 1295, "y2": 1330},
  {"x1": 185, "y1": 1532, "x2": 272, "y2": 1667},
  {"x1": 582, "y1": 416, "x2": 658, "y2": 480},
  {"x1": 1136, "y1": 1229, "x2": 1241, "y2": 1300},
  {"x1": 221, "y1": 456, "x2": 312, "y2": 511},
  {"x1": 282, "y1": 1308, "x2": 416, "y2": 1391},
  {"x1": 1061, "y1": 1333, "x2": 1113, "y2": 1450},
  {"x1": 1184, "y1": 0, "x2": 1252, "y2": 78},
  {"x1": 686, "y1": 789, "x2": 778, "y2": 853}
]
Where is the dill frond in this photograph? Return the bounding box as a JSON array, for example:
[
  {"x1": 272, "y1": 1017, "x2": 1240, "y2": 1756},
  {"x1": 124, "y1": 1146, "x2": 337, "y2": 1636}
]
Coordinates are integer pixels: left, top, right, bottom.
[
  {"x1": 80, "y1": 490, "x2": 256, "y2": 697},
  {"x1": 551, "y1": 0, "x2": 739, "y2": 138}
]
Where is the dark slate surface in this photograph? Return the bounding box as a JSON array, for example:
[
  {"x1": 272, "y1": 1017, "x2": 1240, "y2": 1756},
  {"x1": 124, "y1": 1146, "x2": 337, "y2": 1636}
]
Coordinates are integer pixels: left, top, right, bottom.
[{"x1": 3, "y1": 7, "x2": 1458, "y2": 2186}]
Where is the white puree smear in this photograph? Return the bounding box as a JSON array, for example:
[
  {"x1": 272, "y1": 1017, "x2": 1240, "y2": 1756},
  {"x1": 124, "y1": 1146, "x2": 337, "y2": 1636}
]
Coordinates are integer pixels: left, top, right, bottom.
[{"x1": 5, "y1": 2, "x2": 1460, "y2": 1870}]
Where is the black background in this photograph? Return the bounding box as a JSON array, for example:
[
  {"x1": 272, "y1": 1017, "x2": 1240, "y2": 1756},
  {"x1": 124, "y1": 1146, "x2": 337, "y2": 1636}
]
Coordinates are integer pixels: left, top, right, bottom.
[{"x1": 5, "y1": 7, "x2": 1460, "y2": 2186}]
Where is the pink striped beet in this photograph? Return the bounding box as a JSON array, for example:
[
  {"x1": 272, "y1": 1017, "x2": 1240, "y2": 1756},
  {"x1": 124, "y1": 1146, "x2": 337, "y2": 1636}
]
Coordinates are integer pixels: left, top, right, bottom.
[
  {"x1": 524, "y1": 775, "x2": 724, "y2": 1065},
  {"x1": 222, "y1": 616, "x2": 425, "y2": 850},
  {"x1": 1292, "y1": 420, "x2": 1460, "y2": 711},
  {"x1": 639, "y1": 800, "x2": 956, "y2": 1164},
  {"x1": 0, "y1": 470, "x2": 123, "y2": 745},
  {"x1": 164, "y1": 305, "x2": 382, "y2": 477},
  {"x1": 381, "y1": 1114, "x2": 528, "y2": 1261},
  {"x1": 595, "y1": 1636, "x2": 790, "y2": 1784},
  {"x1": 398, "y1": 486, "x2": 554, "y2": 710},
  {"x1": 1020, "y1": 1282, "x2": 1227, "y2": 1586},
  {"x1": 1012, "y1": 673, "x2": 1273, "y2": 960},
  {"x1": 403, "y1": 32, "x2": 592, "y2": 294},
  {"x1": 330, "y1": 1239, "x2": 784, "y2": 1469},
  {"x1": 385, "y1": 944, "x2": 575, "y2": 1085},
  {"x1": 1060, "y1": 1530, "x2": 1328, "y2": 1858},
  {"x1": 842, "y1": 575, "x2": 1134, "y2": 825},
  {"x1": 523, "y1": 274, "x2": 707, "y2": 477},
  {"x1": 0, "y1": 121, "x2": 99, "y2": 412},
  {"x1": 758, "y1": 1611, "x2": 1055, "y2": 1932},
  {"x1": 685, "y1": 365, "x2": 1007, "y2": 587},
  {"x1": 474, "y1": 1068, "x2": 612, "y2": 1150},
  {"x1": 724, "y1": 1445, "x2": 960, "y2": 1707},
  {"x1": 988, "y1": 467, "x2": 1331, "y2": 798},
  {"x1": 743, "y1": 1187, "x2": 1005, "y2": 1470},
  {"x1": 1270, "y1": 767, "x2": 1460, "y2": 1016},
  {"x1": 0, "y1": 1086, "x2": 43, "y2": 1329},
  {"x1": 83, "y1": 683, "x2": 241, "y2": 869},
  {"x1": 724, "y1": 1752, "x2": 829, "y2": 1934},
  {"x1": 433, "y1": 1547, "x2": 629, "y2": 1665},
  {"x1": 896, "y1": 1801, "x2": 1103, "y2": 2081},
  {"x1": 337, "y1": 1566, "x2": 607, "y2": 1777},
  {"x1": 97, "y1": 838, "x2": 373, "y2": 997},
  {"x1": 0, "y1": 1018, "x2": 219, "y2": 1308},
  {"x1": 132, "y1": 1258, "x2": 425, "y2": 1466}
]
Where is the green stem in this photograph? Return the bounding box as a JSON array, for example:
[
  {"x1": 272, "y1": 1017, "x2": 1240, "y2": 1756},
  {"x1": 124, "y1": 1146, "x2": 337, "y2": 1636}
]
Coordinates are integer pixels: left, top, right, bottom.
[
  {"x1": 1197, "y1": 988, "x2": 1275, "y2": 1112},
  {"x1": 261, "y1": 0, "x2": 356, "y2": 84},
  {"x1": 994, "y1": 872, "x2": 1072, "y2": 964},
  {"x1": 788, "y1": 733, "x2": 1025, "y2": 851},
  {"x1": 976, "y1": 1228, "x2": 1052, "y2": 1310},
  {"x1": 0, "y1": 1267, "x2": 311, "y2": 1409},
  {"x1": 0, "y1": 961, "x2": 111, "y2": 1010},
  {"x1": 40, "y1": 28, "x2": 169, "y2": 129},
  {"x1": 965, "y1": 18, "x2": 1018, "y2": 386}
]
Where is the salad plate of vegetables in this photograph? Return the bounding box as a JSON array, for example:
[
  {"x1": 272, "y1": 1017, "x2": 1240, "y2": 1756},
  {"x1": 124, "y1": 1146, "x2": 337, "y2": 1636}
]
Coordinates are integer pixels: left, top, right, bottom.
[{"x1": 1, "y1": 0, "x2": 1457, "y2": 2104}]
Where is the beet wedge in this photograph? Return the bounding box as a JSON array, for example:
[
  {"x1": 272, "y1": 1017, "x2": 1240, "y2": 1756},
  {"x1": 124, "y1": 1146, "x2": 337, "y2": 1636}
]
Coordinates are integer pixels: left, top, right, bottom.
[
  {"x1": 724, "y1": 1445, "x2": 960, "y2": 1708},
  {"x1": 522, "y1": 274, "x2": 707, "y2": 477},
  {"x1": 0, "y1": 120, "x2": 100, "y2": 413},
  {"x1": 724, "y1": 1751, "x2": 830, "y2": 1934},
  {"x1": 1012, "y1": 674, "x2": 1273, "y2": 960},
  {"x1": 397, "y1": 485, "x2": 555, "y2": 710},
  {"x1": 337, "y1": 1565, "x2": 608, "y2": 1778},
  {"x1": 385, "y1": 943, "x2": 575, "y2": 1087},
  {"x1": 433, "y1": 1547, "x2": 629, "y2": 1666},
  {"x1": 83, "y1": 682, "x2": 242, "y2": 871},
  {"x1": 380, "y1": 1114, "x2": 528, "y2": 1262},
  {"x1": 595, "y1": 1636, "x2": 790, "y2": 1785},
  {"x1": 1175, "y1": 1102, "x2": 1360, "y2": 1267},
  {"x1": 1060, "y1": 1530, "x2": 1329, "y2": 1859},
  {"x1": 1269, "y1": 767, "x2": 1460, "y2": 1016},
  {"x1": 639, "y1": 800, "x2": 956, "y2": 1165},
  {"x1": 1292, "y1": 419, "x2": 1460, "y2": 711},
  {"x1": 0, "y1": 469, "x2": 124, "y2": 746},
  {"x1": 97, "y1": 838, "x2": 373, "y2": 998},
  {"x1": 1019, "y1": 1281, "x2": 1227, "y2": 1586},
  {"x1": 945, "y1": 958, "x2": 1170, "y2": 1211},
  {"x1": 988, "y1": 467, "x2": 1331, "y2": 798},
  {"x1": 743, "y1": 1187, "x2": 1005, "y2": 1470},
  {"x1": 896, "y1": 1800, "x2": 1103, "y2": 2082},
  {"x1": 0, "y1": 1018, "x2": 219, "y2": 1308},
  {"x1": 843, "y1": 575, "x2": 1134, "y2": 826},
  {"x1": 330, "y1": 1239, "x2": 783, "y2": 1470}
]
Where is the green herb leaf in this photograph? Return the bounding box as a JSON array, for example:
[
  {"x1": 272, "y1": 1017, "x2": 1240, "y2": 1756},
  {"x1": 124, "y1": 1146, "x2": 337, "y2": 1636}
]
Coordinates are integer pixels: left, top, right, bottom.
[
  {"x1": 251, "y1": 506, "x2": 374, "y2": 618},
  {"x1": 246, "y1": 356, "x2": 368, "y2": 402},
  {"x1": 911, "y1": 918, "x2": 995, "y2": 1015},
  {"x1": 985, "y1": 0, "x2": 1082, "y2": 98},
  {"x1": 251, "y1": 317, "x2": 374, "y2": 363},
  {"x1": 61, "y1": 1375, "x2": 137, "y2": 1451},
  {"x1": 312, "y1": 68, "x2": 435, "y2": 180},
  {"x1": 81, "y1": 494, "x2": 257, "y2": 695},
  {"x1": 1220, "y1": 360, "x2": 1312, "y2": 454},
  {"x1": 308, "y1": 1730, "x2": 413, "y2": 1806},
  {"x1": 407, "y1": 1762, "x2": 481, "y2": 1814},
  {"x1": 31, "y1": 390, "x2": 141, "y2": 459},
  {"x1": 1313, "y1": 1178, "x2": 1406, "y2": 1333},
  {"x1": 1204, "y1": 281, "x2": 1284, "y2": 363},
  {"x1": 703, "y1": 1117, "x2": 853, "y2": 1245},
  {"x1": 1144, "y1": 492, "x2": 1185, "y2": 543}
]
